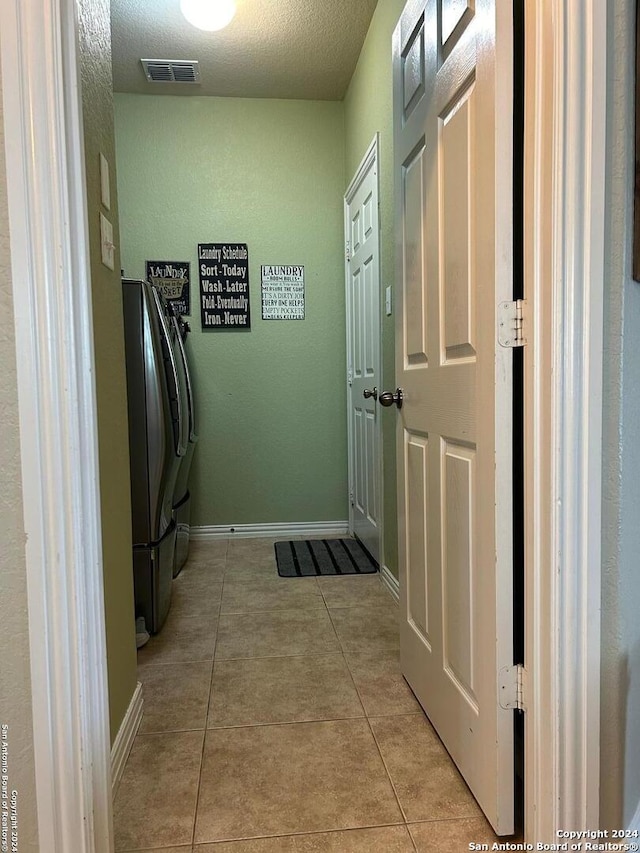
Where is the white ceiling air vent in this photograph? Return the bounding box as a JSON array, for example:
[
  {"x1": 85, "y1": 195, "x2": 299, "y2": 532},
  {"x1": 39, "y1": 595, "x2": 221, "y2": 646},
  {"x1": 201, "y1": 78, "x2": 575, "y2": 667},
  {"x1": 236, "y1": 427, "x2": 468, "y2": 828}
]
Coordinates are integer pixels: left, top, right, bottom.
[{"x1": 141, "y1": 59, "x2": 201, "y2": 84}]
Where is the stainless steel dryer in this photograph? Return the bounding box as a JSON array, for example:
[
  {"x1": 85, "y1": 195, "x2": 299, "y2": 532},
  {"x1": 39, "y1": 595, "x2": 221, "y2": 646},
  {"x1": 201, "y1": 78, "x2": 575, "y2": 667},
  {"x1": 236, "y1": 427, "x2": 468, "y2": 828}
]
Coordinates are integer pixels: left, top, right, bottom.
[
  {"x1": 122, "y1": 279, "x2": 188, "y2": 633},
  {"x1": 169, "y1": 309, "x2": 197, "y2": 577}
]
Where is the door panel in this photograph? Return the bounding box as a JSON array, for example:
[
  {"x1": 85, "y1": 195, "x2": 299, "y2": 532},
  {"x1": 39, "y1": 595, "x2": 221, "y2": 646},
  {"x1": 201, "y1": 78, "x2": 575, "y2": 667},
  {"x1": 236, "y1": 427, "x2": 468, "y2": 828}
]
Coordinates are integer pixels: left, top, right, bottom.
[
  {"x1": 394, "y1": 0, "x2": 514, "y2": 835},
  {"x1": 354, "y1": 270, "x2": 363, "y2": 382},
  {"x1": 406, "y1": 431, "x2": 430, "y2": 643},
  {"x1": 354, "y1": 407, "x2": 365, "y2": 516},
  {"x1": 442, "y1": 0, "x2": 475, "y2": 46},
  {"x1": 364, "y1": 258, "x2": 376, "y2": 376},
  {"x1": 403, "y1": 145, "x2": 429, "y2": 366},
  {"x1": 441, "y1": 440, "x2": 476, "y2": 705},
  {"x1": 346, "y1": 144, "x2": 382, "y2": 562},
  {"x1": 441, "y1": 82, "x2": 476, "y2": 361}
]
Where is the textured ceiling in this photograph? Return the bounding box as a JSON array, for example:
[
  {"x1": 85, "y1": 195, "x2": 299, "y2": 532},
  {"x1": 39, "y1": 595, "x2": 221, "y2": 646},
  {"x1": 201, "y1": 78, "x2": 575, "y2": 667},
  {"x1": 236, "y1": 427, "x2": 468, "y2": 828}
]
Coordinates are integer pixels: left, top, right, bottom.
[{"x1": 111, "y1": 0, "x2": 379, "y2": 100}]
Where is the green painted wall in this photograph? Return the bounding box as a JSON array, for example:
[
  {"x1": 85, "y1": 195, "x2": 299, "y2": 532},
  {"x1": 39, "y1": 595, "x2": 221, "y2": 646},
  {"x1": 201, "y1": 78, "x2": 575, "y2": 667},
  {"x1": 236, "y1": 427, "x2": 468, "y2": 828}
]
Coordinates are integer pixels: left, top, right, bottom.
[
  {"x1": 78, "y1": 0, "x2": 138, "y2": 744},
  {"x1": 344, "y1": 0, "x2": 404, "y2": 577},
  {"x1": 0, "y1": 57, "x2": 40, "y2": 850},
  {"x1": 115, "y1": 95, "x2": 348, "y2": 525},
  {"x1": 601, "y1": 0, "x2": 640, "y2": 828}
]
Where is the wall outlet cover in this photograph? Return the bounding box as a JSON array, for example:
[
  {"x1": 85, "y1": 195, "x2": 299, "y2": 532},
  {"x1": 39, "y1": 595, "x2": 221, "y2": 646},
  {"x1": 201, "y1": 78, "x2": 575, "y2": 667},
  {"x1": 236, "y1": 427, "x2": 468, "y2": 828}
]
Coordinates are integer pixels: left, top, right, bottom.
[
  {"x1": 100, "y1": 212, "x2": 115, "y2": 270},
  {"x1": 99, "y1": 152, "x2": 110, "y2": 210},
  {"x1": 385, "y1": 285, "x2": 393, "y2": 316}
]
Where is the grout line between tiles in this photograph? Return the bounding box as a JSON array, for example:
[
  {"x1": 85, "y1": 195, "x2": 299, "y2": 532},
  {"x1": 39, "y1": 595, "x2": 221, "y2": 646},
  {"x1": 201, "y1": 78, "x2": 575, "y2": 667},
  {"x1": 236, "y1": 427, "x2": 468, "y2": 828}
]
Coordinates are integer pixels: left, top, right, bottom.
[
  {"x1": 367, "y1": 711, "x2": 426, "y2": 720},
  {"x1": 213, "y1": 649, "x2": 344, "y2": 662},
  {"x1": 217, "y1": 605, "x2": 329, "y2": 617},
  {"x1": 223, "y1": 573, "x2": 321, "y2": 583},
  {"x1": 406, "y1": 815, "x2": 493, "y2": 826},
  {"x1": 325, "y1": 603, "x2": 400, "y2": 612},
  {"x1": 323, "y1": 591, "x2": 412, "y2": 829},
  {"x1": 218, "y1": 604, "x2": 327, "y2": 616},
  {"x1": 190, "y1": 818, "x2": 411, "y2": 847},
  {"x1": 142, "y1": 613, "x2": 219, "y2": 624},
  {"x1": 118, "y1": 846, "x2": 192, "y2": 852},
  {"x1": 205, "y1": 714, "x2": 368, "y2": 732},
  {"x1": 137, "y1": 659, "x2": 215, "y2": 670},
  {"x1": 215, "y1": 649, "x2": 348, "y2": 661},
  {"x1": 189, "y1": 544, "x2": 226, "y2": 849},
  {"x1": 364, "y1": 692, "x2": 412, "y2": 826},
  {"x1": 407, "y1": 822, "x2": 420, "y2": 853},
  {"x1": 138, "y1": 656, "x2": 215, "y2": 667},
  {"x1": 134, "y1": 724, "x2": 208, "y2": 736}
]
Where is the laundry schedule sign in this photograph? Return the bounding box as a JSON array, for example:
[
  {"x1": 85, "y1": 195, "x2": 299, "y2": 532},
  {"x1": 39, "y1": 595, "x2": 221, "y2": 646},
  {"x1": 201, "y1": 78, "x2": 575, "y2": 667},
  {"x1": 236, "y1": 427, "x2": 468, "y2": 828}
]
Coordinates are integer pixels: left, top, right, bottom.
[
  {"x1": 261, "y1": 265, "x2": 305, "y2": 320},
  {"x1": 198, "y1": 243, "x2": 250, "y2": 330},
  {"x1": 146, "y1": 260, "x2": 191, "y2": 315}
]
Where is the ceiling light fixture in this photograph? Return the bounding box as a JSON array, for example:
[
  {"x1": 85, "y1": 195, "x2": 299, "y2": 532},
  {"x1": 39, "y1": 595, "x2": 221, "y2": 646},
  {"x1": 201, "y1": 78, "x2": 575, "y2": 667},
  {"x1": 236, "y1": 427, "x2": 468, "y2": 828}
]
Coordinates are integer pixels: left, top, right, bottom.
[{"x1": 180, "y1": 0, "x2": 236, "y2": 31}]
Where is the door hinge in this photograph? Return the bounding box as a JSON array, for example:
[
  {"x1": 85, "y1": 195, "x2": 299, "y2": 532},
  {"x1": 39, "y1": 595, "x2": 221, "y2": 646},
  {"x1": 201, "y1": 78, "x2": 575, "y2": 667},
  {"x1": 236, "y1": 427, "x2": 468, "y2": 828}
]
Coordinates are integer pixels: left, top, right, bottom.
[
  {"x1": 498, "y1": 300, "x2": 527, "y2": 348},
  {"x1": 347, "y1": 367, "x2": 353, "y2": 387},
  {"x1": 346, "y1": 241, "x2": 351, "y2": 262},
  {"x1": 498, "y1": 664, "x2": 526, "y2": 712},
  {"x1": 349, "y1": 490, "x2": 355, "y2": 506}
]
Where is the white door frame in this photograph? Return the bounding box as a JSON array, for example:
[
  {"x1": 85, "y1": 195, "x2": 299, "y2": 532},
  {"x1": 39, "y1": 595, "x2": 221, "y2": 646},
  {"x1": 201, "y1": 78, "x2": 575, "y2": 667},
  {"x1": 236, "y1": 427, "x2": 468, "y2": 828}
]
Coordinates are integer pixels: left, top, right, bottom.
[
  {"x1": 0, "y1": 0, "x2": 606, "y2": 847},
  {"x1": 523, "y1": 0, "x2": 605, "y2": 840},
  {"x1": 344, "y1": 134, "x2": 384, "y2": 560},
  {"x1": 0, "y1": 0, "x2": 114, "y2": 850}
]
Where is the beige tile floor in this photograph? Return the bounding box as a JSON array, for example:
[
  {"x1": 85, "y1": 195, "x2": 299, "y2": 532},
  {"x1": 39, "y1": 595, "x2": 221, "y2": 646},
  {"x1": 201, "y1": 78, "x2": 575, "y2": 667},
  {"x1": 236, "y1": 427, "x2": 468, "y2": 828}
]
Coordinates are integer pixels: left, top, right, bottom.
[{"x1": 113, "y1": 538, "x2": 501, "y2": 852}]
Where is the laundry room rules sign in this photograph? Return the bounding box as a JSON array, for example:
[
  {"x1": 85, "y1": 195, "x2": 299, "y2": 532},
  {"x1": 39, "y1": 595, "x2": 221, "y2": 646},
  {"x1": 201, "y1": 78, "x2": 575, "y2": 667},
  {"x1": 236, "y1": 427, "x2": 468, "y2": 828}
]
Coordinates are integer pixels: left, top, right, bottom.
[
  {"x1": 146, "y1": 260, "x2": 191, "y2": 315},
  {"x1": 261, "y1": 265, "x2": 305, "y2": 320},
  {"x1": 198, "y1": 243, "x2": 250, "y2": 330}
]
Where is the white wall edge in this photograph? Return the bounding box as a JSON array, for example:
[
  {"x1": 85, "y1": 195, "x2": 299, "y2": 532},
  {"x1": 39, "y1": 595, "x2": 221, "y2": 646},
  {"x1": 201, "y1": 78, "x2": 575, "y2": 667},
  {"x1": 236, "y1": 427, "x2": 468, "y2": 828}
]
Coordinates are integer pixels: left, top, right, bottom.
[
  {"x1": 550, "y1": 0, "x2": 605, "y2": 834},
  {"x1": 111, "y1": 683, "x2": 143, "y2": 798},
  {"x1": 0, "y1": 0, "x2": 114, "y2": 849},
  {"x1": 380, "y1": 565, "x2": 399, "y2": 602},
  {"x1": 191, "y1": 521, "x2": 350, "y2": 540},
  {"x1": 524, "y1": 0, "x2": 606, "y2": 840},
  {"x1": 628, "y1": 798, "x2": 640, "y2": 834}
]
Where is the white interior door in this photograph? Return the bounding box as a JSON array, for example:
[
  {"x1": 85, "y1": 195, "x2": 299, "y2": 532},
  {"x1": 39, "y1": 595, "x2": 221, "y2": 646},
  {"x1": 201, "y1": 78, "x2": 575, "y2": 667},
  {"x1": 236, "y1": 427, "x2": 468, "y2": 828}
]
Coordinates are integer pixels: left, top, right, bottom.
[
  {"x1": 393, "y1": 0, "x2": 515, "y2": 835},
  {"x1": 345, "y1": 139, "x2": 382, "y2": 563}
]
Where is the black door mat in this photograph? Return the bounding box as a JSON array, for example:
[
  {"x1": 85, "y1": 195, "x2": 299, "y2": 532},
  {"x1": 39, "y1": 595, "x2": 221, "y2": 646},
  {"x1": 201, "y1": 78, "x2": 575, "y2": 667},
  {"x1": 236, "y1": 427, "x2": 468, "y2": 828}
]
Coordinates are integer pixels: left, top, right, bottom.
[{"x1": 275, "y1": 538, "x2": 378, "y2": 577}]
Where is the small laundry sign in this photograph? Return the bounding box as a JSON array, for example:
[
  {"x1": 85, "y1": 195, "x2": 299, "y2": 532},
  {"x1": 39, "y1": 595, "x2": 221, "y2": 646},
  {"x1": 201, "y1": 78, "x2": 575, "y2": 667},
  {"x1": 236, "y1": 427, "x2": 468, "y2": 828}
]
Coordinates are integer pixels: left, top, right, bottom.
[
  {"x1": 146, "y1": 261, "x2": 191, "y2": 315},
  {"x1": 261, "y1": 265, "x2": 305, "y2": 320}
]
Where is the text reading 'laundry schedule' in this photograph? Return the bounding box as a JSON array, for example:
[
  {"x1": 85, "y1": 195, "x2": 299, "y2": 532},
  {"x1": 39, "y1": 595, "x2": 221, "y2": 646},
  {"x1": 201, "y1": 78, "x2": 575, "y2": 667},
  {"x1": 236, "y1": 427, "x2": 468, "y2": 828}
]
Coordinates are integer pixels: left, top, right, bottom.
[{"x1": 198, "y1": 243, "x2": 250, "y2": 330}]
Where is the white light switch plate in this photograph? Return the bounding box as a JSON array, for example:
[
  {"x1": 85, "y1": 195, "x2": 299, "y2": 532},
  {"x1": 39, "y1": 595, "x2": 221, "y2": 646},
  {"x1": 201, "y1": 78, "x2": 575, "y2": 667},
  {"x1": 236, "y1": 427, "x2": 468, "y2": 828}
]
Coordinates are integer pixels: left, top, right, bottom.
[
  {"x1": 99, "y1": 152, "x2": 110, "y2": 210},
  {"x1": 385, "y1": 286, "x2": 393, "y2": 316},
  {"x1": 100, "y1": 212, "x2": 115, "y2": 270}
]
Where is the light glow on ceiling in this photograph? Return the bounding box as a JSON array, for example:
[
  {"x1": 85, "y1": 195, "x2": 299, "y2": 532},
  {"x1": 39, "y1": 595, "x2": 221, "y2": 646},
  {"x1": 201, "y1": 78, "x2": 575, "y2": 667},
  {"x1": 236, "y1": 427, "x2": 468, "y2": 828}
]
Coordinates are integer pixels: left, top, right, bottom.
[{"x1": 180, "y1": 0, "x2": 236, "y2": 31}]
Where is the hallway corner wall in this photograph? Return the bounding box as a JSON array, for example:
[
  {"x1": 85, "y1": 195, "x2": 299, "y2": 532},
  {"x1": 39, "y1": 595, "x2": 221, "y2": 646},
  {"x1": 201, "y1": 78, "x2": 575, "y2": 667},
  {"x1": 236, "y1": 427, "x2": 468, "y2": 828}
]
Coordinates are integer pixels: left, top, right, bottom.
[
  {"x1": 344, "y1": 0, "x2": 405, "y2": 578},
  {"x1": 77, "y1": 0, "x2": 138, "y2": 745},
  {"x1": 0, "y1": 57, "x2": 40, "y2": 852},
  {"x1": 115, "y1": 94, "x2": 348, "y2": 527},
  {"x1": 601, "y1": 0, "x2": 640, "y2": 830}
]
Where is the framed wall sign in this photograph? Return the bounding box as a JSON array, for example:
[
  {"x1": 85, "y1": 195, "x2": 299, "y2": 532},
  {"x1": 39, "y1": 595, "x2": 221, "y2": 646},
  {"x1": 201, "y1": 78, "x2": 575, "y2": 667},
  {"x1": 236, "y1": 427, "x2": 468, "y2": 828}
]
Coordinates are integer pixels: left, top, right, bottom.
[
  {"x1": 261, "y1": 265, "x2": 305, "y2": 320},
  {"x1": 146, "y1": 260, "x2": 191, "y2": 315},
  {"x1": 198, "y1": 243, "x2": 250, "y2": 330}
]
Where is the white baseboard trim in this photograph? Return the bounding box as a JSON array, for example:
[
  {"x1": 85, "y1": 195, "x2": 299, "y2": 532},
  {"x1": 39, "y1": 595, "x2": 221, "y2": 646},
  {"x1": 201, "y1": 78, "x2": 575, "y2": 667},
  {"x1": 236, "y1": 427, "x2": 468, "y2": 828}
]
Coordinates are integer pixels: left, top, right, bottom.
[
  {"x1": 380, "y1": 564, "x2": 400, "y2": 602},
  {"x1": 629, "y1": 797, "x2": 640, "y2": 834},
  {"x1": 111, "y1": 682, "x2": 143, "y2": 795},
  {"x1": 191, "y1": 521, "x2": 350, "y2": 541}
]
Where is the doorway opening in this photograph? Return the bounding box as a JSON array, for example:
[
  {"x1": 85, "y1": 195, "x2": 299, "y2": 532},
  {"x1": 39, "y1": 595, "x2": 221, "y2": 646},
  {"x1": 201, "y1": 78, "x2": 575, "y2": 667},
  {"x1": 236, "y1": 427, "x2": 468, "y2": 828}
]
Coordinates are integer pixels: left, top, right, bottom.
[{"x1": 345, "y1": 135, "x2": 383, "y2": 568}]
